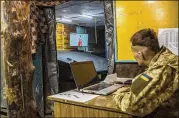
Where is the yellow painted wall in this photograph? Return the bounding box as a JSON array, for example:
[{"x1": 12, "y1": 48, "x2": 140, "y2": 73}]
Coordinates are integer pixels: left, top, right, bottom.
[
  {"x1": 56, "y1": 23, "x2": 65, "y2": 50},
  {"x1": 115, "y1": 1, "x2": 178, "y2": 61},
  {"x1": 56, "y1": 23, "x2": 77, "y2": 50}
]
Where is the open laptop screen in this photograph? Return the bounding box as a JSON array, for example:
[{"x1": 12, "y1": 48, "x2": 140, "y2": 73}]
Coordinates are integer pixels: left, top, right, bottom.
[{"x1": 70, "y1": 61, "x2": 97, "y2": 89}]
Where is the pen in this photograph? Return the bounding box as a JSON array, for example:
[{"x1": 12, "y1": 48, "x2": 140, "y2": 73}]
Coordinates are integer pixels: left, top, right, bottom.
[
  {"x1": 68, "y1": 94, "x2": 71, "y2": 97},
  {"x1": 73, "y1": 95, "x2": 79, "y2": 98}
]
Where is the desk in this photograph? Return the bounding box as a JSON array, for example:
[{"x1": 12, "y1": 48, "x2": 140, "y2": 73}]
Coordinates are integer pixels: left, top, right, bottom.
[{"x1": 48, "y1": 90, "x2": 132, "y2": 117}]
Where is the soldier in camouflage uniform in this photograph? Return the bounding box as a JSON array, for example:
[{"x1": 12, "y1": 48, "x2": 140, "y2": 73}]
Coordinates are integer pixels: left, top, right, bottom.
[{"x1": 113, "y1": 28, "x2": 178, "y2": 118}]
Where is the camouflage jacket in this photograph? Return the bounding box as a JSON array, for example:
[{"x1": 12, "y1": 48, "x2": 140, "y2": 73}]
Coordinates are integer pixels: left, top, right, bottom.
[{"x1": 113, "y1": 46, "x2": 178, "y2": 117}]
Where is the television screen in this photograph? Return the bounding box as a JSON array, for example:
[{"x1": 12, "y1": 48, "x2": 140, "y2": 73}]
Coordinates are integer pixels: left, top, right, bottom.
[{"x1": 70, "y1": 33, "x2": 88, "y2": 46}]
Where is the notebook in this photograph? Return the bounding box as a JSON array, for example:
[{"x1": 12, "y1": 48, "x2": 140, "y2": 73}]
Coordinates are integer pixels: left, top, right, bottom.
[{"x1": 70, "y1": 61, "x2": 123, "y2": 95}]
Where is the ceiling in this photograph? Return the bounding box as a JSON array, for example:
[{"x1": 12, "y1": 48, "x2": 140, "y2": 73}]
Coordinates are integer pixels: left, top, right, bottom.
[{"x1": 55, "y1": 1, "x2": 104, "y2": 27}]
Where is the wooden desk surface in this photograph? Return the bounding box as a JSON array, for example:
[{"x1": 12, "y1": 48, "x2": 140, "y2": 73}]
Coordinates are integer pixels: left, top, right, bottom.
[{"x1": 48, "y1": 90, "x2": 132, "y2": 117}]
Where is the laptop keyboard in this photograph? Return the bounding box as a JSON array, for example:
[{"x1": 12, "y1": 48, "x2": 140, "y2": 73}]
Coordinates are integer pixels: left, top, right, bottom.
[{"x1": 85, "y1": 82, "x2": 112, "y2": 91}]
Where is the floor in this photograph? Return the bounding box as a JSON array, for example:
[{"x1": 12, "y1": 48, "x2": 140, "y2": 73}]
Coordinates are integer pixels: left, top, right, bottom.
[{"x1": 0, "y1": 110, "x2": 54, "y2": 118}]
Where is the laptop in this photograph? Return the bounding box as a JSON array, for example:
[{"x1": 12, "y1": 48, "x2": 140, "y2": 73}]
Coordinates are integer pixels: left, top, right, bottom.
[{"x1": 70, "y1": 61, "x2": 123, "y2": 95}]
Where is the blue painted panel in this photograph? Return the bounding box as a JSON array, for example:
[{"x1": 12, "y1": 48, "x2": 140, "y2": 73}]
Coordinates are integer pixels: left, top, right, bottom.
[{"x1": 32, "y1": 45, "x2": 44, "y2": 117}]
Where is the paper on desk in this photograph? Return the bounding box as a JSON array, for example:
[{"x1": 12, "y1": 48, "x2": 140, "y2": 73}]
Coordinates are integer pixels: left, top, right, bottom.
[
  {"x1": 103, "y1": 73, "x2": 133, "y2": 84},
  {"x1": 116, "y1": 77, "x2": 133, "y2": 83},
  {"x1": 103, "y1": 73, "x2": 117, "y2": 83},
  {"x1": 50, "y1": 90, "x2": 99, "y2": 103}
]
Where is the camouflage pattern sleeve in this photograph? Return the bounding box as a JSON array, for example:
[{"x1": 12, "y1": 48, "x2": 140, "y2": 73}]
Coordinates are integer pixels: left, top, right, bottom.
[{"x1": 113, "y1": 63, "x2": 178, "y2": 117}]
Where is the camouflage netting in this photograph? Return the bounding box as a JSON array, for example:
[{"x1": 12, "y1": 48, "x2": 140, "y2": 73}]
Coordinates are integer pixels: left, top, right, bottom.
[
  {"x1": 29, "y1": 0, "x2": 70, "y2": 116},
  {"x1": 103, "y1": 1, "x2": 115, "y2": 74},
  {"x1": 1, "y1": 1, "x2": 70, "y2": 117},
  {"x1": 3, "y1": 1, "x2": 36, "y2": 117}
]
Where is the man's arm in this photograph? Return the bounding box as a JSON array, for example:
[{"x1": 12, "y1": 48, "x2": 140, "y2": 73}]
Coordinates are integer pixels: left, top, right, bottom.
[{"x1": 113, "y1": 65, "x2": 178, "y2": 117}]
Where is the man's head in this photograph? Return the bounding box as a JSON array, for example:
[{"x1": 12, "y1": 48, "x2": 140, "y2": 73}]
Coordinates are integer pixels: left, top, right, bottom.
[{"x1": 130, "y1": 28, "x2": 160, "y2": 66}]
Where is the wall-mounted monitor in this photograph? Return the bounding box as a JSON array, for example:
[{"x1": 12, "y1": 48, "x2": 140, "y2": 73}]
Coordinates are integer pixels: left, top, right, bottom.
[{"x1": 70, "y1": 33, "x2": 88, "y2": 46}]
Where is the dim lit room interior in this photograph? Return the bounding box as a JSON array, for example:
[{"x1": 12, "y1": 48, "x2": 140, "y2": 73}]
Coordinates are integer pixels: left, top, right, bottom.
[
  {"x1": 0, "y1": 1, "x2": 178, "y2": 118},
  {"x1": 55, "y1": 1, "x2": 106, "y2": 56},
  {"x1": 55, "y1": 1, "x2": 108, "y2": 93}
]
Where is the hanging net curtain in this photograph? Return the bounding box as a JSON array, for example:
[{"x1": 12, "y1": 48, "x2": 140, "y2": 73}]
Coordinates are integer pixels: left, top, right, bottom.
[
  {"x1": 30, "y1": 0, "x2": 70, "y2": 54},
  {"x1": 29, "y1": 0, "x2": 70, "y2": 116}
]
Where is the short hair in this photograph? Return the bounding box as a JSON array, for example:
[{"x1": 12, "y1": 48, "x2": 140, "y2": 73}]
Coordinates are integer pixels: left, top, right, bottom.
[{"x1": 130, "y1": 28, "x2": 160, "y2": 52}]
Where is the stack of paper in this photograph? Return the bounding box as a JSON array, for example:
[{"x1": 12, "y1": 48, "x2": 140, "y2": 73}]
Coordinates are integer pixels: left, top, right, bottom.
[
  {"x1": 103, "y1": 73, "x2": 133, "y2": 84},
  {"x1": 116, "y1": 77, "x2": 133, "y2": 84},
  {"x1": 50, "y1": 90, "x2": 99, "y2": 103}
]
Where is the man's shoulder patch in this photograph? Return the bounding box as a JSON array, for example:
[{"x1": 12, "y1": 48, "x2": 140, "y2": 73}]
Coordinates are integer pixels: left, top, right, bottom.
[
  {"x1": 131, "y1": 73, "x2": 152, "y2": 95},
  {"x1": 140, "y1": 74, "x2": 152, "y2": 81}
]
